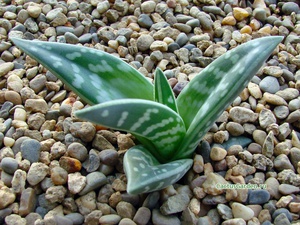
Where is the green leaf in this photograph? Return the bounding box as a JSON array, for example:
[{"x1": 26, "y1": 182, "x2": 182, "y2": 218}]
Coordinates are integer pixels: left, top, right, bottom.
[
  {"x1": 124, "y1": 145, "x2": 193, "y2": 194},
  {"x1": 154, "y1": 68, "x2": 178, "y2": 113},
  {"x1": 75, "y1": 99, "x2": 186, "y2": 163},
  {"x1": 174, "y1": 36, "x2": 283, "y2": 160},
  {"x1": 11, "y1": 38, "x2": 153, "y2": 105}
]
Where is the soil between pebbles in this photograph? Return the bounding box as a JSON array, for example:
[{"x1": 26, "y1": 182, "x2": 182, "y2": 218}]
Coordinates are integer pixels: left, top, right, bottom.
[{"x1": 0, "y1": 0, "x2": 300, "y2": 225}]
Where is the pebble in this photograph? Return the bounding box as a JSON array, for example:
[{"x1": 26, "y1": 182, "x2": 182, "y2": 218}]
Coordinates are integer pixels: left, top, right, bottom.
[
  {"x1": 202, "y1": 172, "x2": 228, "y2": 195},
  {"x1": 272, "y1": 208, "x2": 292, "y2": 222},
  {"x1": 20, "y1": 138, "x2": 41, "y2": 163},
  {"x1": 0, "y1": 186, "x2": 16, "y2": 209},
  {"x1": 282, "y1": 2, "x2": 300, "y2": 15},
  {"x1": 231, "y1": 202, "x2": 254, "y2": 221},
  {"x1": 160, "y1": 193, "x2": 190, "y2": 215},
  {"x1": 51, "y1": 166, "x2": 68, "y2": 185},
  {"x1": 25, "y1": 99, "x2": 48, "y2": 114},
  {"x1": 274, "y1": 154, "x2": 295, "y2": 171},
  {"x1": 137, "y1": 34, "x2": 154, "y2": 51},
  {"x1": 248, "y1": 189, "x2": 270, "y2": 205},
  {"x1": 278, "y1": 183, "x2": 300, "y2": 195},
  {"x1": 152, "y1": 209, "x2": 180, "y2": 225},
  {"x1": 66, "y1": 142, "x2": 88, "y2": 162},
  {"x1": 0, "y1": 62, "x2": 14, "y2": 77},
  {"x1": 133, "y1": 207, "x2": 151, "y2": 225},
  {"x1": 0, "y1": 157, "x2": 18, "y2": 174},
  {"x1": 69, "y1": 122, "x2": 96, "y2": 142},
  {"x1": 78, "y1": 171, "x2": 107, "y2": 196},
  {"x1": 59, "y1": 156, "x2": 82, "y2": 173},
  {"x1": 217, "y1": 203, "x2": 233, "y2": 220},
  {"x1": 19, "y1": 187, "x2": 36, "y2": 217},
  {"x1": 210, "y1": 146, "x2": 227, "y2": 161},
  {"x1": 27, "y1": 162, "x2": 49, "y2": 186},
  {"x1": 259, "y1": 76, "x2": 280, "y2": 94},
  {"x1": 229, "y1": 107, "x2": 258, "y2": 124},
  {"x1": 5, "y1": 214, "x2": 27, "y2": 225},
  {"x1": 99, "y1": 214, "x2": 122, "y2": 224}
]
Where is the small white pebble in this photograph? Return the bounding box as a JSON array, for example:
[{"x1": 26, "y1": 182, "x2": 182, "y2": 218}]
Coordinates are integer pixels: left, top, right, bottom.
[
  {"x1": 4, "y1": 137, "x2": 15, "y2": 147},
  {"x1": 14, "y1": 108, "x2": 27, "y2": 121}
]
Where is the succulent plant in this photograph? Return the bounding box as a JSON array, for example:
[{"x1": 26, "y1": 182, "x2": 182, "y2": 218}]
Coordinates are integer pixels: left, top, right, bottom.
[{"x1": 12, "y1": 36, "x2": 282, "y2": 194}]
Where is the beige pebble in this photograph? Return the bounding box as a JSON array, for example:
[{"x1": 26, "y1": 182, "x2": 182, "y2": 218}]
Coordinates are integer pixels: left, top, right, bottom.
[
  {"x1": 4, "y1": 90, "x2": 22, "y2": 105},
  {"x1": 202, "y1": 172, "x2": 227, "y2": 195},
  {"x1": 0, "y1": 62, "x2": 14, "y2": 77},
  {"x1": 276, "y1": 195, "x2": 293, "y2": 208},
  {"x1": 263, "y1": 93, "x2": 288, "y2": 106},
  {"x1": 231, "y1": 202, "x2": 254, "y2": 221},
  {"x1": 150, "y1": 41, "x2": 168, "y2": 52},
  {"x1": 3, "y1": 137, "x2": 15, "y2": 147},
  {"x1": 210, "y1": 147, "x2": 227, "y2": 161},
  {"x1": 14, "y1": 108, "x2": 27, "y2": 121}
]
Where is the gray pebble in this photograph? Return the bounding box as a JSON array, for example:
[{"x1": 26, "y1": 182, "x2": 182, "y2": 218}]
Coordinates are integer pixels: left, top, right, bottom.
[
  {"x1": 160, "y1": 193, "x2": 190, "y2": 215},
  {"x1": 0, "y1": 157, "x2": 18, "y2": 174},
  {"x1": 138, "y1": 14, "x2": 153, "y2": 29},
  {"x1": 176, "y1": 32, "x2": 189, "y2": 47},
  {"x1": 217, "y1": 203, "x2": 233, "y2": 220},
  {"x1": 259, "y1": 76, "x2": 280, "y2": 94},
  {"x1": 253, "y1": 8, "x2": 267, "y2": 22},
  {"x1": 248, "y1": 189, "x2": 270, "y2": 204},
  {"x1": 272, "y1": 208, "x2": 292, "y2": 222},
  {"x1": 20, "y1": 139, "x2": 41, "y2": 163},
  {"x1": 79, "y1": 33, "x2": 92, "y2": 43},
  {"x1": 83, "y1": 149, "x2": 100, "y2": 172},
  {"x1": 274, "y1": 154, "x2": 295, "y2": 171},
  {"x1": 98, "y1": 149, "x2": 118, "y2": 166},
  {"x1": 79, "y1": 172, "x2": 107, "y2": 196},
  {"x1": 66, "y1": 142, "x2": 88, "y2": 162},
  {"x1": 152, "y1": 209, "x2": 180, "y2": 225},
  {"x1": 65, "y1": 32, "x2": 79, "y2": 44},
  {"x1": 24, "y1": 18, "x2": 38, "y2": 33},
  {"x1": 274, "y1": 105, "x2": 289, "y2": 119},
  {"x1": 289, "y1": 99, "x2": 300, "y2": 111},
  {"x1": 64, "y1": 213, "x2": 84, "y2": 225},
  {"x1": 282, "y1": 2, "x2": 300, "y2": 15},
  {"x1": 56, "y1": 26, "x2": 74, "y2": 35}
]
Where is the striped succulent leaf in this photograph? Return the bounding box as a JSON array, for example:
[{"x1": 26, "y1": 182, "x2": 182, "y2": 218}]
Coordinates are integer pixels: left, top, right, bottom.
[
  {"x1": 154, "y1": 68, "x2": 178, "y2": 113},
  {"x1": 123, "y1": 145, "x2": 193, "y2": 194},
  {"x1": 11, "y1": 38, "x2": 154, "y2": 105},
  {"x1": 173, "y1": 36, "x2": 283, "y2": 160},
  {"x1": 75, "y1": 99, "x2": 186, "y2": 163}
]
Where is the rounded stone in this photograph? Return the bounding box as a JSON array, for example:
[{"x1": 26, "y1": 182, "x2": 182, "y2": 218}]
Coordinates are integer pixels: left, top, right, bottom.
[
  {"x1": 0, "y1": 157, "x2": 18, "y2": 175},
  {"x1": 231, "y1": 202, "x2": 254, "y2": 221},
  {"x1": 248, "y1": 189, "x2": 270, "y2": 205},
  {"x1": 210, "y1": 147, "x2": 227, "y2": 161},
  {"x1": 176, "y1": 33, "x2": 189, "y2": 47},
  {"x1": 259, "y1": 76, "x2": 280, "y2": 94},
  {"x1": 66, "y1": 142, "x2": 88, "y2": 162},
  {"x1": 282, "y1": 2, "x2": 300, "y2": 15},
  {"x1": 20, "y1": 139, "x2": 41, "y2": 163},
  {"x1": 137, "y1": 34, "x2": 154, "y2": 52},
  {"x1": 79, "y1": 172, "x2": 107, "y2": 196},
  {"x1": 272, "y1": 208, "x2": 292, "y2": 222},
  {"x1": 51, "y1": 167, "x2": 68, "y2": 185}
]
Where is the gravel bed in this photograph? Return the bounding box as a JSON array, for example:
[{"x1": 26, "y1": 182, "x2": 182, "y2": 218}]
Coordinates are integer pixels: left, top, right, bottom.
[{"x1": 0, "y1": 0, "x2": 300, "y2": 225}]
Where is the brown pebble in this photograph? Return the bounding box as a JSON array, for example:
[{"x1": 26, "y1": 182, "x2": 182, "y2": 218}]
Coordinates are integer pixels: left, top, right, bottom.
[
  {"x1": 19, "y1": 187, "x2": 36, "y2": 217},
  {"x1": 5, "y1": 90, "x2": 22, "y2": 105},
  {"x1": 59, "y1": 156, "x2": 82, "y2": 173},
  {"x1": 51, "y1": 166, "x2": 68, "y2": 185}
]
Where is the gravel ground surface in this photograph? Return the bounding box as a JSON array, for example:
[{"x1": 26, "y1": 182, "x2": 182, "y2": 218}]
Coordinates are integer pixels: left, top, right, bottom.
[{"x1": 0, "y1": 0, "x2": 300, "y2": 224}]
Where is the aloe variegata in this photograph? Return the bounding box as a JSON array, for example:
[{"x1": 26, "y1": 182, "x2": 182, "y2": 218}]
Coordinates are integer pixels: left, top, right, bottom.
[{"x1": 11, "y1": 36, "x2": 283, "y2": 194}]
